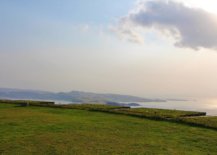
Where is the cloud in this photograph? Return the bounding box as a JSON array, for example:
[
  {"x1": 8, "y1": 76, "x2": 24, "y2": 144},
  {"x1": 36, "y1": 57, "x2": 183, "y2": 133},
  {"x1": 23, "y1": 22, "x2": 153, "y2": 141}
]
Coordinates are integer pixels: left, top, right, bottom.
[
  {"x1": 111, "y1": 25, "x2": 144, "y2": 44},
  {"x1": 115, "y1": 0, "x2": 217, "y2": 50}
]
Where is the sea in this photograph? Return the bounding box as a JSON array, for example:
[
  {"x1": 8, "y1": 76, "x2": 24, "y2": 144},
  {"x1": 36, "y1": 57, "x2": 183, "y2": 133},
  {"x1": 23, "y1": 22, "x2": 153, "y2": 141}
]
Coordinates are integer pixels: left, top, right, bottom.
[
  {"x1": 129, "y1": 99, "x2": 217, "y2": 116},
  {"x1": 55, "y1": 99, "x2": 217, "y2": 116}
]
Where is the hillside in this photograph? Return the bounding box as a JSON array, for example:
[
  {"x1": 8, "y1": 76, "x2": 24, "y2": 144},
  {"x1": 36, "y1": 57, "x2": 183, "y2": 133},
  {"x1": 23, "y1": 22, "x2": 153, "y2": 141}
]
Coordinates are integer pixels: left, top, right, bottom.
[{"x1": 0, "y1": 88, "x2": 166, "y2": 103}]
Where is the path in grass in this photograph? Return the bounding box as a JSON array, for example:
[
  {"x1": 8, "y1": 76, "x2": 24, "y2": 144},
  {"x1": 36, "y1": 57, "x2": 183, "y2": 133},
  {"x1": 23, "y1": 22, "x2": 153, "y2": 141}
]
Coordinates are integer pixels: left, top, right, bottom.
[{"x1": 0, "y1": 103, "x2": 217, "y2": 155}]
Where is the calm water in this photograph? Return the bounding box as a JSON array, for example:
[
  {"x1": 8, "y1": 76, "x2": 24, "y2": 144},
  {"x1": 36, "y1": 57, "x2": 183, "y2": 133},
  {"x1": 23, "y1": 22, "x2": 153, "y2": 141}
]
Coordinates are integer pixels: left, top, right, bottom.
[
  {"x1": 130, "y1": 99, "x2": 217, "y2": 116},
  {"x1": 54, "y1": 99, "x2": 217, "y2": 116}
]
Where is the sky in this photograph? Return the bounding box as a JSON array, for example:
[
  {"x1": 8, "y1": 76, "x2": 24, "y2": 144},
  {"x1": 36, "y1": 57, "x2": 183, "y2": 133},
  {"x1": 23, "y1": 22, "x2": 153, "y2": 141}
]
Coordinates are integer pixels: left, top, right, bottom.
[{"x1": 1, "y1": 0, "x2": 217, "y2": 99}]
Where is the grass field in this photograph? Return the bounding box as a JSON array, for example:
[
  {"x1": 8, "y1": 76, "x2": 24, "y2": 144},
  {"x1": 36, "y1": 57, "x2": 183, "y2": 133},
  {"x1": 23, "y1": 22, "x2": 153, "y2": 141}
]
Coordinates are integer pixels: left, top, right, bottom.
[
  {"x1": 110, "y1": 107, "x2": 206, "y2": 119},
  {"x1": 0, "y1": 103, "x2": 217, "y2": 155},
  {"x1": 180, "y1": 116, "x2": 217, "y2": 129}
]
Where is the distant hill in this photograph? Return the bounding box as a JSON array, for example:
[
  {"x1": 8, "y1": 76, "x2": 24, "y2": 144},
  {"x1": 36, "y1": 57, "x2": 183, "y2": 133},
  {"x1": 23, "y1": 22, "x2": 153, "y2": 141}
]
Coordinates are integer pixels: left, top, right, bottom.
[{"x1": 0, "y1": 88, "x2": 166, "y2": 103}]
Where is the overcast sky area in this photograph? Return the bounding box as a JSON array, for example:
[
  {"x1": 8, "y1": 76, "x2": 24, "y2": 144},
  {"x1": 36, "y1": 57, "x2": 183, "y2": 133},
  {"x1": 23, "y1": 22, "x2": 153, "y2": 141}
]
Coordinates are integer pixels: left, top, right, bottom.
[{"x1": 1, "y1": 0, "x2": 217, "y2": 99}]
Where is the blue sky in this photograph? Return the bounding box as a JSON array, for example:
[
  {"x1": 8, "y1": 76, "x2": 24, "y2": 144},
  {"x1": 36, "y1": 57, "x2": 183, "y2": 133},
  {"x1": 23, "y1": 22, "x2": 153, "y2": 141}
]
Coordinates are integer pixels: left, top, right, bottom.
[
  {"x1": 1, "y1": 0, "x2": 217, "y2": 99},
  {"x1": 0, "y1": 0, "x2": 134, "y2": 50},
  {"x1": 2, "y1": 0, "x2": 135, "y2": 23}
]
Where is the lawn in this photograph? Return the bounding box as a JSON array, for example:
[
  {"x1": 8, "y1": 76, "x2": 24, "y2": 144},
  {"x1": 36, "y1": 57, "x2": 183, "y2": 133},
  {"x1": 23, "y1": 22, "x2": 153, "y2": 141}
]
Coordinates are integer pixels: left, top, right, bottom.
[{"x1": 0, "y1": 103, "x2": 217, "y2": 155}]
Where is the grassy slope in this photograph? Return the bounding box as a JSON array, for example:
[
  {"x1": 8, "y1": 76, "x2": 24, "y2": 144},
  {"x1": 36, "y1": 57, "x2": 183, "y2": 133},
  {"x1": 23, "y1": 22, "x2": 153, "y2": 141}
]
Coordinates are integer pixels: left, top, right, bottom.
[
  {"x1": 0, "y1": 103, "x2": 217, "y2": 155},
  {"x1": 181, "y1": 116, "x2": 217, "y2": 129}
]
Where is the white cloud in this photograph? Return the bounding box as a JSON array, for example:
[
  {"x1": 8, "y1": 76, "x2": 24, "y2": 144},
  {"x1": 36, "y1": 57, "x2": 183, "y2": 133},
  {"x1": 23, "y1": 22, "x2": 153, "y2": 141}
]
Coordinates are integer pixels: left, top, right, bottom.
[
  {"x1": 115, "y1": 0, "x2": 217, "y2": 50},
  {"x1": 111, "y1": 25, "x2": 144, "y2": 44}
]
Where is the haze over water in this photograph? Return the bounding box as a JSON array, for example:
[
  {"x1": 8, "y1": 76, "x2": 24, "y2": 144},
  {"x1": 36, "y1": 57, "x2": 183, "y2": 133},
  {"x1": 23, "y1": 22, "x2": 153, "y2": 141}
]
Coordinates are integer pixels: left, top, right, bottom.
[
  {"x1": 131, "y1": 99, "x2": 217, "y2": 116},
  {"x1": 54, "y1": 98, "x2": 217, "y2": 116}
]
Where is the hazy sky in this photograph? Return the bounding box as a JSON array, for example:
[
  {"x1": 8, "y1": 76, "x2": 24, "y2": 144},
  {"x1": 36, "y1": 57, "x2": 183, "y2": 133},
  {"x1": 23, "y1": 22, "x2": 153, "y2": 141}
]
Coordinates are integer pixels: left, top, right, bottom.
[{"x1": 1, "y1": 0, "x2": 217, "y2": 98}]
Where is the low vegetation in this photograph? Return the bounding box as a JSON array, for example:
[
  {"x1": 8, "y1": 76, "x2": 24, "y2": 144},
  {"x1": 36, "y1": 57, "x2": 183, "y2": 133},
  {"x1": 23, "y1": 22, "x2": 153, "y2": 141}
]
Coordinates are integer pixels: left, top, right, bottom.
[
  {"x1": 109, "y1": 108, "x2": 206, "y2": 119},
  {"x1": 58, "y1": 103, "x2": 128, "y2": 110},
  {"x1": 0, "y1": 99, "x2": 54, "y2": 106},
  {"x1": 0, "y1": 103, "x2": 217, "y2": 154},
  {"x1": 2, "y1": 99, "x2": 217, "y2": 130},
  {"x1": 180, "y1": 116, "x2": 217, "y2": 129}
]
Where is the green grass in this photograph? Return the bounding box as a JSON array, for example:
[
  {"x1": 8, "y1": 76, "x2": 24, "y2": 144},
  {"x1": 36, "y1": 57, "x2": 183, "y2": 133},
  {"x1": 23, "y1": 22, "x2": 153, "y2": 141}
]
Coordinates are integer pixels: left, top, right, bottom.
[
  {"x1": 111, "y1": 108, "x2": 206, "y2": 119},
  {"x1": 55, "y1": 103, "x2": 128, "y2": 110},
  {"x1": 0, "y1": 103, "x2": 217, "y2": 155},
  {"x1": 180, "y1": 116, "x2": 217, "y2": 129}
]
